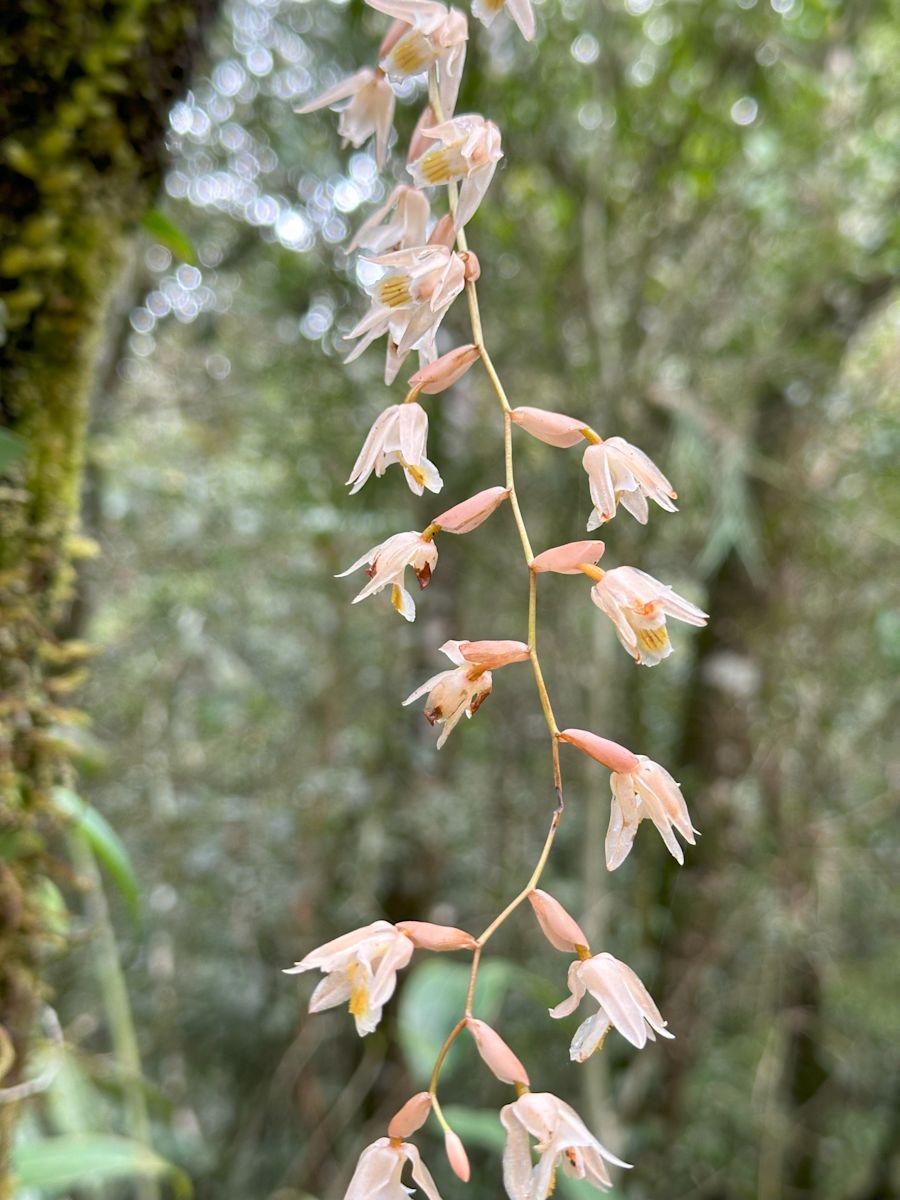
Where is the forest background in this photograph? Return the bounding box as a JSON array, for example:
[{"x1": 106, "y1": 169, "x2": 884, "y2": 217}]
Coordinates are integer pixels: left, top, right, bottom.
[{"x1": 2, "y1": 1, "x2": 898, "y2": 1199}]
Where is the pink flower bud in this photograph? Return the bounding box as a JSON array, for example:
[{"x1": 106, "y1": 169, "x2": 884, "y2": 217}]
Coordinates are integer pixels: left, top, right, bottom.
[
  {"x1": 509, "y1": 406, "x2": 589, "y2": 448},
  {"x1": 559, "y1": 728, "x2": 641, "y2": 774},
  {"x1": 428, "y1": 213, "x2": 457, "y2": 248},
  {"x1": 460, "y1": 250, "x2": 481, "y2": 282},
  {"x1": 531, "y1": 541, "x2": 606, "y2": 575},
  {"x1": 455, "y1": 639, "x2": 530, "y2": 668},
  {"x1": 432, "y1": 486, "x2": 509, "y2": 535},
  {"x1": 396, "y1": 921, "x2": 477, "y2": 951},
  {"x1": 444, "y1": 1130, "x2": 471, "y2": 1182},
  {"x1": 387, "y1": 1092, "x2": 433, "y2": 1139},
  {"x1": 409, "y1": 344, "x2": 480, "y2": 395},
  {"x1": 467, "y1": 1017, "x2": 530, "y2": 1086},
  {"x1": 528, "y1": 888, "x2": 590, "y2": 954}
]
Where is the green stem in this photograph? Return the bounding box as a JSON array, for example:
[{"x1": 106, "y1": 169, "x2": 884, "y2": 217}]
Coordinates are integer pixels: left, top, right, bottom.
[{"x1": 66, "y1": 831, "x2": 159, "y2": 1200}]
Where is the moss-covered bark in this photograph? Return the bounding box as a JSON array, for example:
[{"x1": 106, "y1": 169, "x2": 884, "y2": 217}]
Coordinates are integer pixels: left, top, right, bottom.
[{"x1": 0, "y1": 0, "x2": 217, "y2": 1183}]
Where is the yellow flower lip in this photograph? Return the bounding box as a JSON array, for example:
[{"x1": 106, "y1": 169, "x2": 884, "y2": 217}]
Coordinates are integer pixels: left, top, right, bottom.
[{"x1": 636, "y1": 624, "x2": 669, "y2": 653}]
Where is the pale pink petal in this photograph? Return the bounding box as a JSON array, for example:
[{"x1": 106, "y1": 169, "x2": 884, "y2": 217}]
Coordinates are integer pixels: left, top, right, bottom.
[
  {"x1": 506, "y1": 0, "x2": 535, "y2": 38},
  {"x1": 431, "y1": 485, "x2": 509, "y2": 534},
  {"x1": 404, "y1": 1142, "x2": 445, "y2": 1200},
  {"x1": 510, "y1": 405, "x2": 588, "y2": 448},
  {"x1": 569, "y1": 1011, "x2": 612, "y2": 1063},
  {"x1": 395, "y1": 920, "x2": 477, "y2": 950},
  {"x1": 307, "y1": 971, "x2": 352, "y2": 1013},
  {"x1": 548, "y1": 959, "x2": 588, "y2": 1019},
  {"x1": 499, "y1": 1105, "x2": 533, "y2": 1200},
  {"x1": 366, "y1": 0, "x2": 448, "y2": 21},
  {"x1": 403, "y1": 667, "x2": 455, "y2": 707},
  {"x1": 528, "y1": 888, "x2": 590, "y2": 954},
  {"x1": 466, "y1": 1017, "x2": 530, "y2": 1085},
  {"x1": 343, "y1": 1140, "x2": 401, "y2": 1200},
  {"x1": 427, "y1": 213, "x2": 456, "y2": 248},
  {"x1": 531, "y1": 541, "x2": 606, "y2": 575},
  {"x1": 559, "y1": 728, "x2": 640, "y2": 774},
  {"x1": 408, "y1": 105, "x2": 437, "y2": 162},
  {"x1": 388, "y1": 1092, "x2": 433, "y2": 1139},
  {"x1": 294, "y1": 68, "x2": 375, "y2": 114}
]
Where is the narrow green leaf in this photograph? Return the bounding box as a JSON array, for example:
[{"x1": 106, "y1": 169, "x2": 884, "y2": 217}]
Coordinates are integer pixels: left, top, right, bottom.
[
  {"x1": 0, "y1": 428, "x2": 27, "y2": 472},
  {"x1": 141, "y1": 208, "x2": 197, "y2": 264},
  {"x1": 13, "y1": 1134, "x2": 191, "y2": 1196},
  {"x1": 54, "y1": 788, "x2": 141, "y2": 927}
]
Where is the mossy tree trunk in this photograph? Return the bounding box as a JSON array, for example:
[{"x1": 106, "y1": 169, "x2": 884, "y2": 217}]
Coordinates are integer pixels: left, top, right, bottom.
[{"x1": 0, "y1": 0, "x2": 217, "y2": 1183}]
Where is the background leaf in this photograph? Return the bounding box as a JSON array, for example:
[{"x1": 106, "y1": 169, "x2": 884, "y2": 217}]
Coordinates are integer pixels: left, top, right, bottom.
[
  {"x1": 12, "y1": 1134, "x2": 191, "y2": 1197},
  {"x1": 54, "y1": 787, "x2": 141, "y2": 927}
]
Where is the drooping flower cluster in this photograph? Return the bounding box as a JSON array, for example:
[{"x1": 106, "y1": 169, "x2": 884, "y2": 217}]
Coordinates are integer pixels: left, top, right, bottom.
[{"x1": 290, "y1": 4, "x2": 709, "y2": 1197}]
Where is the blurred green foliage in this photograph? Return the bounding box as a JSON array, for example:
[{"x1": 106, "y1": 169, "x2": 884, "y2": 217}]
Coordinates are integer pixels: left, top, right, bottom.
[{"x1": 23, "y1": 0, "x2": 900, "y2": 1198}]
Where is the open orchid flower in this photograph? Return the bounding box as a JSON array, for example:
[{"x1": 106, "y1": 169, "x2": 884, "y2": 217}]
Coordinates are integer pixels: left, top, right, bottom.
[
  {"x1": 607, "y1": 755, "x2": 698, "y2": 869},
  {"x1": 583, "y1": 438, "x2": 678, "y2": 529},
  {"x1": 349, "y1": 185, "x2": 431, "y2": 254},
  {"x1": 337, "y1": 530, "x2": 438, "y2": 621},
  {"x1": 403, "y1": 638, "x2": 523, "y2": 748},
  {"x1": 559, "y1": 729, "x2": 698, "y2": 868},
  {"x1": 343, "y1": 1136, "x2": 444, "y2": 1200},
  {"x1": 500, "y1": 1092, "x2": 630, "y2": 1199},
  {"x1": 295, "y1": 68, "x2": 395, "y2": 169},
  {"x1": 549, "y1": 952, "x2": 673, "y2": 1057},
  {"x1": 284, "y1": 921, "x2": 415, "y2": 1036},
  {"x1": 347, "y1": 402, "x2": 442, "y2": 496},
  {"x1": 369, "y1": 0, "x2": 468, "y2": 116},
  {"x1": 585, "y1": 565, "x2": 707, "y2": 665},
  {"x1": 409, "y1": 115, "x2": 503, "y2": 228},
  {"x1": 345, "y1": 245, "x2": 466, "y2": 382},
  {"x1": 471, "y1": 0, "x2": 535, "y2": 40}
]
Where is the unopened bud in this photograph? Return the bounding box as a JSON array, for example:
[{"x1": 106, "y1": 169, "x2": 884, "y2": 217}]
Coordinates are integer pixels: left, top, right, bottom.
[
  {"x1": 432, "y1": 486, "x2": 509, "y2": 535},
  {"x1": 396, "y1": 921, "x2": 477, "y2": 951},
  {"x1": 460, "y1": 250, "x2": 481, "y2": 282},
  {"x1": 453, "y1": 639, "x2": 530, "y2": 669},
  {"x1": 466, "y1": 1017, "x2": 530, "y2": 1086},
  {"x1": 531, "y1": 541, "x2": 605, "y2": 575},
  {"x1": 444, "y1": 1129, "x2": 471, "y2": 1182},
  {"x1": 509, "y1": 405, "x2": 588, "y2": 449},
  {"x1": 408, "y1": 344, "x2": 479, "y2": 395},
  {"x1": 388, "y1": 1092, "x2": 433, "y2": 1140},
  {"x1": 558, "y1": 728, "x2": 640, "y2": 774},
  {"x1": 528, "y1": 888, "x2": 590, "y2": 955}
]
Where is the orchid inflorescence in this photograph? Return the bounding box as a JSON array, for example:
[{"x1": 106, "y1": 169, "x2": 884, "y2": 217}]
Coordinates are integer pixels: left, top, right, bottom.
[{"x1": 288, "y1": 3, "x2": 709, "y2": 1196}]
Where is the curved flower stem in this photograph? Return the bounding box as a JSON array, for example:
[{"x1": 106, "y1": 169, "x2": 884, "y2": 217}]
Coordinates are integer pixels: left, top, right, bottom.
[{"x1": 425, "y1": 68, "x2": 566, "y2": 1114}]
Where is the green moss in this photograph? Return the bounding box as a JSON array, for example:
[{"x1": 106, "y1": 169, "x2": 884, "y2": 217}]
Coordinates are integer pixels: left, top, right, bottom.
[{"x1": 0, "y1": 0, "x2": 217, "y2": 1189}]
